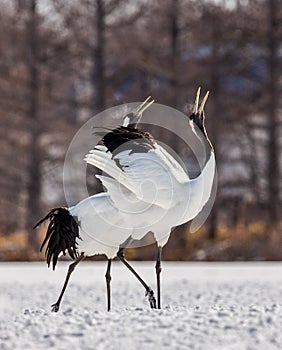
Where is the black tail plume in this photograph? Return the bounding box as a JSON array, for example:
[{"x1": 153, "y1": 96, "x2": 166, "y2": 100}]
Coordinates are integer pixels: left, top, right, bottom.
[{"x1": 33, "y1": 207, "x2": 80, "y2": 270}]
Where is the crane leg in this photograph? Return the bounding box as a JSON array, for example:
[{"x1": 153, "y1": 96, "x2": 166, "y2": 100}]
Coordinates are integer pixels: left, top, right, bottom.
[
  {"x1": 51, "y1": 253, "x2": 85, "y2": 312},
  {"x1": 155, "y1": 246, "x2": 162, "y2": 309},
  {"x1": 105, "y1": 259, "x2": 112, "y2": 311},
  {"x1": 117, "y1": 248, "x2": 156, "y2": 309}
]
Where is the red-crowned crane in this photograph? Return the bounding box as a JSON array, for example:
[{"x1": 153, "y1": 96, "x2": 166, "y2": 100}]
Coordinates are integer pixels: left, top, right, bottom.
[
  {"x1": 33, "y1": 99, "x2": 157, "y2": 312},
  {"x1": 85, "y1": 88, "x2": 215, "y2": 309}
]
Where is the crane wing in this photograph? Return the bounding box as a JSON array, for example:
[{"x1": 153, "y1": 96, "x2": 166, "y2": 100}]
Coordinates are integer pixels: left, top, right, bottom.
[
  {"x1": 96, "y1": 174, "x2": 154, "y2": 213},
  {"x1": 88, "y1": 124, "x2": 190, "y2": 210},
  {"x1": 85, "y1": 145, "x2": 189, "y2": 209}
]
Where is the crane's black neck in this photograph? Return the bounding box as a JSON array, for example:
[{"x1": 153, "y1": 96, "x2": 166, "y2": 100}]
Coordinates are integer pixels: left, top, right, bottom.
[
  {"x1": 193, "y1": 123, "x2": 214, "y2": 167},
  {"x1": 189, "y1": 112, "x2": 214, "y2": 166}
]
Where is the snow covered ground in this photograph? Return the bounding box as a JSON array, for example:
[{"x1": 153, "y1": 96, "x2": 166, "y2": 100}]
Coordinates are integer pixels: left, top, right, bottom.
[{"x1": 0, "y1": 262, "x2": 282, "y2": 350}]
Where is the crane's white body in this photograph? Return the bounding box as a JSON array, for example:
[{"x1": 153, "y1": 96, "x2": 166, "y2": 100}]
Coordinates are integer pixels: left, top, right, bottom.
[
  {"x1": 69, "y1": 135, "x2": 215, "y2": 259},
  {"x1": 69, "y1": 193, "x2": 131, "y2": 258},
  {"x1": 85, "y1": 140, "x2": 216, "y2": 249},
  {"x1": 37, "y1": 94, "x2": 214, "y2": 312}
]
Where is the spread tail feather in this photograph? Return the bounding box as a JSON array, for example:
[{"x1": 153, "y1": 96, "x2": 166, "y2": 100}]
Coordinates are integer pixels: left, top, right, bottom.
[{"x1": 33, "y1": 207, "x2": 80, "y2": 270}]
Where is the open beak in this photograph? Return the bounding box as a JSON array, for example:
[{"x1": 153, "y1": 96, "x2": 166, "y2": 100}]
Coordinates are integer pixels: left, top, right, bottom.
[
  {"x1": 123, "y1": 96, "x2": 155, "y2": 127},
  {"x1": 135, "y1": 96, "x2": 155, "y2": 117},
  {"x1": 192, "y1": 87, "x2": 209, "y2": 114},
  {"x1": 128, "y1": 96, "x2": 155, "y2": 127},
  {"x1": 135, "y1": 96, "x2": 151, "y2": 113}
]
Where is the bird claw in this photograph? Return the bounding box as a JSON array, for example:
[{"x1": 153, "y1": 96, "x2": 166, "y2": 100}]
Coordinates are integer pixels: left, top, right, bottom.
[
  {"x1": 51, "y1": 303, "x2": 60, "y2": 312},
  {"x1": 145, "y1": 288, "x2": 157, "y2": 309}
]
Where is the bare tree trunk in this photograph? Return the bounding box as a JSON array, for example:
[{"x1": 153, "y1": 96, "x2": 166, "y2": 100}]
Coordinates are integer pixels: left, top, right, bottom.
[
  {"x1": 169, "y1": 0, "x2": 179, "y2": 109},
  {"x1": 168, "y1": 0, "x2": 189, "y2": 252},
  {"x1": 92, "y1": 0, "x2": 106, "y2": 112},
  {"x1": 26, "y1": 0, "x2": 41, "y2": 249},
  {"x1": 266, "y1": 0, "x2": 280, "y2": 226},
  {"x1": 207, "y1": 17, "x2": 221, "y2": 241}
]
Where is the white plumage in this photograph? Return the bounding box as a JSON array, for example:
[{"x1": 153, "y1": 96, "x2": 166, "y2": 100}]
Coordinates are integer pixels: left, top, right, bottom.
[
  {"x1": 35, "y1": 90, "x2": 215, "y2": 312},
  {"x1": 34, "y1": 100, "x2": 158, "y2": 312},
  {"x1": 69, "y1": 193, "x2": 132, "y2": 258},
  {"x1": 85, "y1": 88, "x2": 215, "y2": 308}
]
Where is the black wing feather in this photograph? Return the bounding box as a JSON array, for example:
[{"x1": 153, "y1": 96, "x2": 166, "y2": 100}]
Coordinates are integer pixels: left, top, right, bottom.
[
  {"x1": 33, "y1": 207, "x2": 80, "y2": 270},
  {"x1": 94, "y1": 126, "x2": 155, "y2": 156}
]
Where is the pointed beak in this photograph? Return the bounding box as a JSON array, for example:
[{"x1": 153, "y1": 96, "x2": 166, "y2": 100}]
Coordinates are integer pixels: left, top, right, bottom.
[
  {"x1": 135, "y1": 96, "x2": 152, "y2": 114},
  {"x1": 192, "y1": 87, "x2": 201, "y2": 114},
  {"x1": 198, "y1": 91, "x2": 209, "y2": 114},
  {"x1": 135, "y1": 97, "x2": 155, "y2": 117},
  {"x1": 123, "y1": 96, "x2": 155, "y2": 127},
  {"x1": 191, "y1": 87, "x2": 209, "y2": 116},
  {"x1": 126, "y1": 97, "x2": 155, "y2": 127}
]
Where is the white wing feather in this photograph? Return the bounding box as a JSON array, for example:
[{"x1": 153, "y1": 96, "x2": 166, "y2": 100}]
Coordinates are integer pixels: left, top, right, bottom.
[
  {"x1": 96, "y1": 174, "x2": 156, "y2": 213},
  {"x1": 85, "y1": 146, "x2": 189, "y2": 209}
]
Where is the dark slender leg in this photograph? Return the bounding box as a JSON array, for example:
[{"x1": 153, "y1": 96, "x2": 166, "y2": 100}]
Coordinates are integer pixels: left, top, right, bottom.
[
  {"x1": 51, "y1": 253, "x2": 85, "y2": 312},
  {"x1": 105, "y1": 259, "x2": 112, "y2": 312},
  {"x1": 155, "y1": 246, "x2": 162, "y2": 309},
  {"x1": 117, "y1": 248, "x2": 156, "y2": 309}
]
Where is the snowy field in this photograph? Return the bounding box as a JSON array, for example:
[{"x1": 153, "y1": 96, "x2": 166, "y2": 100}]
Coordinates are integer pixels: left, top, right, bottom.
[{"x1": 0, "y1": 262, "x2": 282, "y2": 350}]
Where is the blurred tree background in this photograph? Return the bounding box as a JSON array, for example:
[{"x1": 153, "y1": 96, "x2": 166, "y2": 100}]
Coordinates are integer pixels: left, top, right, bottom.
[{"x1": 0, "y1": 0, "x2": 281, "y2": 261}]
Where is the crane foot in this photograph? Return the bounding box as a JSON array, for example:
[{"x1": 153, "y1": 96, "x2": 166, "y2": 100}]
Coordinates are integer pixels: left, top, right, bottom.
[
  {"x1": 51, "y1": 303, "x2": 60, "y2": 312},
  {"x1": 145, "y1": 288, "x2": 157, "y2": 309}
]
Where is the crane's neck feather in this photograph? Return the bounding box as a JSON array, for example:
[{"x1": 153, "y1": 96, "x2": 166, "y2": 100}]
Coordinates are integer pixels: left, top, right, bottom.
[{"x1": 181, "y1": 151, "x2": 215, "y2": 224}]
